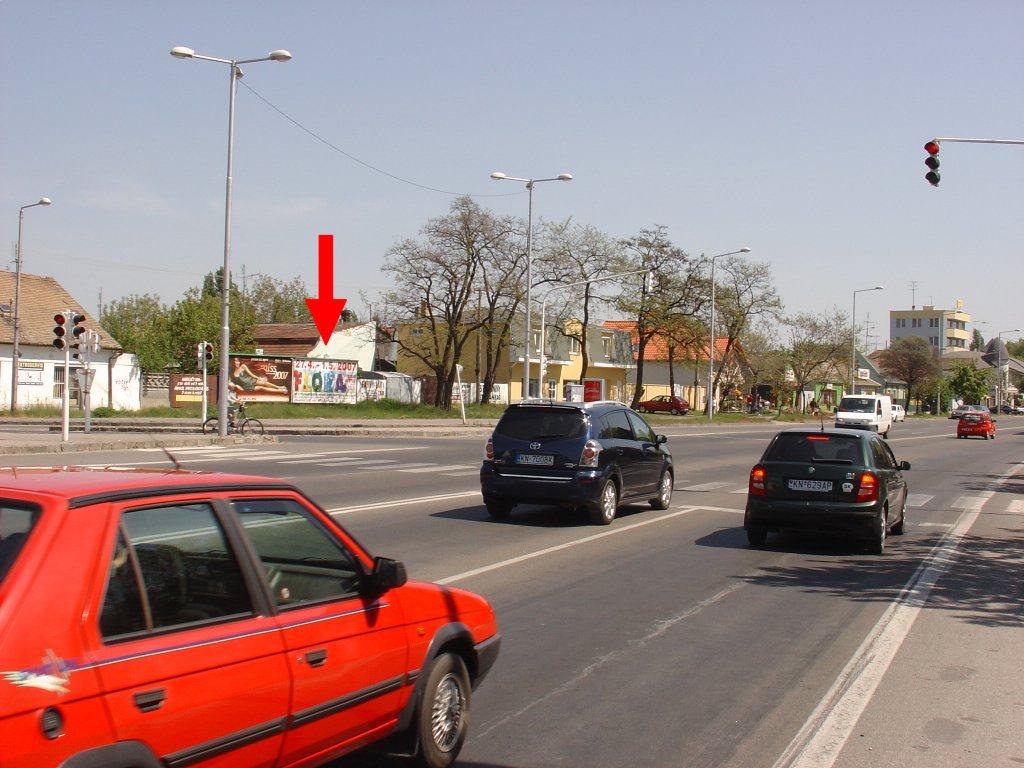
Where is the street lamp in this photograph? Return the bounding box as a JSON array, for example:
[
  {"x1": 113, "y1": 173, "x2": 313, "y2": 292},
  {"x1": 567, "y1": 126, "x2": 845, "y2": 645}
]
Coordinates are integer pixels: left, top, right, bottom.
[
  {"x1": 490, "y1": 171, "x2": 572, "y2": 401},
  {"x1": 171, "y1": 46, "x2": 291, "y2": 435},
  {"x1": 11, "y1": 197, "x2": 52, "y2": 413},
  {"x1": 850, "y1": 286, "x2": 883, "y2": 396},
  {"x1": 537, "y1": 269, "x2": 650, "y2": 391},
  {"x1": 707, "y1": 248, "x2": 751, "y2": 420},
  {"x1": 997, "y1": 328, "x2": 1020, "y2": 414}
]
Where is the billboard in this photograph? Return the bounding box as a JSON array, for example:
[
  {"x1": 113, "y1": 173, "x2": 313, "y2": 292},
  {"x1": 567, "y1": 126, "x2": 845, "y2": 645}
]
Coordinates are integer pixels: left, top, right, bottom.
[
  {"x1": 228, "y1": 356, "x2": 292, "y2": 403},
  {"x1": 292, "y1": 358, "x2": 358, "y2": 404}
]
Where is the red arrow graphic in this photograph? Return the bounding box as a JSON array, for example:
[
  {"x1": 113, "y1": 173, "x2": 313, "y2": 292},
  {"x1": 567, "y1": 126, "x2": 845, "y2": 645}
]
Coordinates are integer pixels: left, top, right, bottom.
[{"x1": 305, "y1": 234, "x2": 348, "y2": 344}]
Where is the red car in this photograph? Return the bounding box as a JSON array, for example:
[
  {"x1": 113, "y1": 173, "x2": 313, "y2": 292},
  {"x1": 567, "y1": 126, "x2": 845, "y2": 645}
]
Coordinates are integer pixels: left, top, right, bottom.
[
  {"x1": 957, "y1": 411, "x2": 996, "y2": 439},
  {"x1": 637, "y1": 395, "x2": 690, "y2": 415},
  {"x1": 0, "y1": 467, "x2": 499, "y2": 768}
]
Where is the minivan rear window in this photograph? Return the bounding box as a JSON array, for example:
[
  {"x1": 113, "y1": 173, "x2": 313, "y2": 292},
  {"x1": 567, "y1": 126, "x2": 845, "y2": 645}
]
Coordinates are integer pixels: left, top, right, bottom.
[
  {"x1": 495, "y1": 408, "x2": 588, "y2": 441},
  {"x1": 764, "y1": 434, "x2": 862, "y2": 464},
  {"x1": 838, "y1": 398, "x2": 876, "y2": 413}
]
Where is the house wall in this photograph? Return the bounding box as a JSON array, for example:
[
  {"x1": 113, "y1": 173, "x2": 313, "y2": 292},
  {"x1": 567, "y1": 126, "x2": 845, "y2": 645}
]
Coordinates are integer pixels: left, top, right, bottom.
[{"x1": 1, "y1": 345, "x2": 141, "y2": 411}]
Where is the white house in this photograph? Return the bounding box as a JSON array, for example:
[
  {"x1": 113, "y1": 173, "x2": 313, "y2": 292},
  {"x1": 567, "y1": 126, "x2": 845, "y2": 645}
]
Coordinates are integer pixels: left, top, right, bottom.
[{"x1": 0, "y1": 270, "x2": 140, "y2": 411}]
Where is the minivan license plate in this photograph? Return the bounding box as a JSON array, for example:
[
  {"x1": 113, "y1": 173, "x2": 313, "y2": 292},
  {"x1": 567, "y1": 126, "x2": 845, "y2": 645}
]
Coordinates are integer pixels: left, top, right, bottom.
[
  {"x1": 517, "y1": 454, "x2": 554, "y2": 466},
  {"x1": 788, "y1": 479, "x2": 832, "y2": 492}
]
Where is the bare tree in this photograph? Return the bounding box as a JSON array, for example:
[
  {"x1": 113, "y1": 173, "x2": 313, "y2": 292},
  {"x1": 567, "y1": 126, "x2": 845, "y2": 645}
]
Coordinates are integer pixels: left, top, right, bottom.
[
  {"x1": 784, "y1": 308, "x2": 851, "y2": 411},
  {"x1": 614, "y1": 226, "x2": 706, "y2": 409},
  {"x1": 381, "y1": 197, "x2": 518, "y2": 408}
]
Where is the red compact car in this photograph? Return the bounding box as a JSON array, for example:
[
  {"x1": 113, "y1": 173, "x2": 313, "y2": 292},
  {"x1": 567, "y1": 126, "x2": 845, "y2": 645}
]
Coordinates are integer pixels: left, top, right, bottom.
[
  {"x1": 0, "y1": 467, "x2": 499, "y2": 768},
  {"x1": 957, "y1": 411, "x2": 996, "y2": 439},
  {"x1": 637, "y1": 395, "x2": 690, "y2": 415}
]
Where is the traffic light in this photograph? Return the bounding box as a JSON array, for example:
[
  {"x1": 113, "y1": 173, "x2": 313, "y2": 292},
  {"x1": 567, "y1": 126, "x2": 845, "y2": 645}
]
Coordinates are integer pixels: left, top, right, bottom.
[
  {"x1": 205, "y1": 343, "x2": 214, "y2": 363},
  {"x1": 52, "y1": 313, "x2": 66, "y2": 350},
  {"x1": 197, "y1": 341, "x2": 214, "y2": 368},
  {"x1": 70, "y1": 314, "x2": 86, "y2": 359},
  {"x1": 924, "y1": 140, "x2": 940, "y2": 186},
  {"x1": 196, "y1": 342, "x2": 205, "y2": 367}
]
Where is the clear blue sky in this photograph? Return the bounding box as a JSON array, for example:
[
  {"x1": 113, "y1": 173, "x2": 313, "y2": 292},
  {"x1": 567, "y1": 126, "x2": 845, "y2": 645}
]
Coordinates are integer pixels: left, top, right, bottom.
[{"x1": 3, "y1": 0, "x2": 1022, "y2": 348}]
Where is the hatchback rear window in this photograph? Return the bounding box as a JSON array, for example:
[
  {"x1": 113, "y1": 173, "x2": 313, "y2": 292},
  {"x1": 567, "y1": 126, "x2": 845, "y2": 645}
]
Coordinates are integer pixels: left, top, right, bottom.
[
  {"x1": 495, "y1": 408, "x2": 588, "y2": 441},
  {"x1": 0, "y1": 504, "x2": 39, "y2": 584},
  {"x1": 764, "y1": 434, "x2": 862, "y2": 463}
]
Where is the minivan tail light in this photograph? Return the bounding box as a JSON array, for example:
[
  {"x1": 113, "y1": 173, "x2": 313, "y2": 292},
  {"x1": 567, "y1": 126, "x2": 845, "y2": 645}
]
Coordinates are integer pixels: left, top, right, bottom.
[
  {"x1": 749, "y1": 466, "x2": 766, "y2": 496},
  {"x1": 484, "y1": 438, "x2": 494, "y2": 461},
  {"x1": 857, "y1": 472, "x2": 878, "y2": 502},
  {"x1": 579, "y1": 439, "x2": 601, "y2": 467}
]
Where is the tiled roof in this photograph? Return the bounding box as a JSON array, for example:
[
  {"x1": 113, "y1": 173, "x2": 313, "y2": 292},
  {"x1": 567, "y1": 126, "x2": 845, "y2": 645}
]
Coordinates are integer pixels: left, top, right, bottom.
[
  {"x1": 0, "y1": 270, "x2": 120, "y2": 349},
  {"x1": 602, "y1": 319, "x2": 728, "y2": 362}
]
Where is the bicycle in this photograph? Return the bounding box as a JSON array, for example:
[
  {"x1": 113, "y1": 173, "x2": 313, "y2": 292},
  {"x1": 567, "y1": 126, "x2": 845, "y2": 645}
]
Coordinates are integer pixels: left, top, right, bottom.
[{"x1": 203, "y1": 401, "x2": 264, "y2": 436}]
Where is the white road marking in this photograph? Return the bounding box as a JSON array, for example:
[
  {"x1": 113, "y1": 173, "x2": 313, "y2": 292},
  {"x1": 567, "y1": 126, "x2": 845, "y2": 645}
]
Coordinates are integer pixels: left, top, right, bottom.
[
  {"x1": 681, "y1": 481, "x2": 734, "y2": 492},
  {"x1": 905, "y1": 493, "x2": 933, "y2": 507},
  {"x1": 1005, "y1": 499, "x2": 1024, "y2": 515},
  {"x1": 952, "y1": 495, "x2": 985, "y2": 510},
  {"x1": 401, "y1": 464, "x2": 473, "y2": 473},
  {"x1": 328, "y1": 491, "x2": 481, "y2": 515}
]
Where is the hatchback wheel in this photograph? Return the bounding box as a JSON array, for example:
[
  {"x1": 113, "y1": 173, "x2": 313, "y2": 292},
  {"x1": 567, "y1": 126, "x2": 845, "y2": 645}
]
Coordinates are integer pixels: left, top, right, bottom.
[
  {"x1": 746, "y1": 526, "x2": 767, "y2": 547},
  {"x1": 650, "y1": 470, "x2": 673, "y2": 510},
  {"x1": 590, "y1": 480, "x2": 618, "y2": 525},
  {"x1": 870, "y1": 507, "x2": 887, "y2": 555},
  {"x1": 414, "y1": 653, "x2": 470, "y2": 768}
]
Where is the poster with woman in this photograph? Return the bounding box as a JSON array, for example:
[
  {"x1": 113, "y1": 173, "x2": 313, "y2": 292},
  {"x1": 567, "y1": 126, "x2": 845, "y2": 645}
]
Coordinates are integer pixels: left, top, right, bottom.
[
  {"x1": 227, "y1": 356, "x2": 292, "y2": 403},
  {"x1": 292, "y1": 358, "x2": 358, "y2": 404}
]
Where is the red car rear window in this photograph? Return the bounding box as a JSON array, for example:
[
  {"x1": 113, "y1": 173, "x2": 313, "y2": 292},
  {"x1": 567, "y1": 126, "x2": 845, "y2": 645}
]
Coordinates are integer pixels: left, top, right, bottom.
[{"x1": 0, "y1": 504, "x2": 39, "y2": 584}]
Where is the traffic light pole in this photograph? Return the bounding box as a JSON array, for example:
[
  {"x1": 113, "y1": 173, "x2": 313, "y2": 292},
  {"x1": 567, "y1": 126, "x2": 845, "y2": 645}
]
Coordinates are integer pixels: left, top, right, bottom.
[{"x1": 924, "y1": 136, "x2": 1024, "y2": 186}]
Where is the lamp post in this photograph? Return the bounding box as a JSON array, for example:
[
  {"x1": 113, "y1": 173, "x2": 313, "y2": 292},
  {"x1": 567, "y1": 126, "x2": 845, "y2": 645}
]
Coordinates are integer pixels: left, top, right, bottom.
[
  {"x1": 707, "y1": 248, "x2": 751, "y2": 420},
  {"x1": 171, "y1": 45, "x2": 291, "y2": 435},
  {"x1": 850, "y1": 285, "x2": 883, "y2": 396},
  {"x1": 11, "y1": 197, "x2": 52, "y2": 413},
  {"x1": 538, "y1": 269, "x2": 650, "y2": 391},
  {"x1": 490, "y1": 171, "x2": 572, "y2": 401},
  {"x1": 997, "y1": 328, "x2": 1020, "y2": 414}
]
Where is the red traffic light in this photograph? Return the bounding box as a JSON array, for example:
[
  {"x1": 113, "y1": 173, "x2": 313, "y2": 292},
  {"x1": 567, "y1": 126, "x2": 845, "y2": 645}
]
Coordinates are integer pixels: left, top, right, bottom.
[
  {"x1": 53, "y1": 313, "x2": 66, "y2": 326},
  {"x1": 924, "y1": 141, "x2": 940, "y2": 155}
]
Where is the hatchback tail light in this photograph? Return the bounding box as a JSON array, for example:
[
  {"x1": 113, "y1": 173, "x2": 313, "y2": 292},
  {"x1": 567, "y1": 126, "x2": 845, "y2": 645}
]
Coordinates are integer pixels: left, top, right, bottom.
[
  {"x1": 484, "y1": 438, "x2": 494, "y2": 461},
  {"x1": 749, "y1": 466, "x2": 766, "y2": 496},
  {"x1": 857, "y1": 472, "x2": 878, "y2": 502},
  {"x1": 579, "y1": 439, "x2": 602, "y2": 467}
]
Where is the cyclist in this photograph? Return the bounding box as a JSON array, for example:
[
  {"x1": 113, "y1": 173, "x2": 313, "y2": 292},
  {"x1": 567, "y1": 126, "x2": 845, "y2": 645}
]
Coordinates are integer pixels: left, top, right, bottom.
[{"x1": 226, "y1": 389, "x2": 240, "y2": 429}]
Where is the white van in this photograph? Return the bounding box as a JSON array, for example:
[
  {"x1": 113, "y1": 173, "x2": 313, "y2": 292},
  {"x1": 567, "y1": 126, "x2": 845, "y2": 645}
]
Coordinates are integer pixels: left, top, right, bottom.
[{"x1": 835, "y1": 394, "x2": 893, "y2": 438}]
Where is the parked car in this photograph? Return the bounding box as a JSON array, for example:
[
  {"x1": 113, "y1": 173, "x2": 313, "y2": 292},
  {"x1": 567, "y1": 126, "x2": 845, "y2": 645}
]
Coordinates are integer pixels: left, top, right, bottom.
[
  {"x1": 957, "y1": 411, "x2": 996, "y2": 439},
  {"x1": 0, "y1": 467, "x2": 500, "y2": 768},
  {"x1": 744, "y1": 428, "x2": 910, "y2": 554},
  {"x1": 636, "y1": 395, "x2": 690, "y2": 415},
  {"x1": 950, "y1": 404, "x2": 988, "y2": 419},
  {"x1": 891, "y1": 403, "x2": 906, "y2": 422},
  {"x1": 480, "y1": 400, "x2": 673, "y2": 525},
  {"x1": 994, "y1": 404, "x2": 1016, "y2": 415}
]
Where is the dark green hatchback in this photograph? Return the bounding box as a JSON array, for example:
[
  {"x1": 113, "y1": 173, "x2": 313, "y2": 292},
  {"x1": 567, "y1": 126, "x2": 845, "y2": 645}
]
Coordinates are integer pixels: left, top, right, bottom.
[{"x1": 744, "y1": 428, "x2": 911, "y2": 554}]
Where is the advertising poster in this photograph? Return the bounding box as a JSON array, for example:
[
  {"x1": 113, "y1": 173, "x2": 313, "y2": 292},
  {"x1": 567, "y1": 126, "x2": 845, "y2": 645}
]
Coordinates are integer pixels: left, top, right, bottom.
[
  {"x1": 292, "y1": 358, "x2": 358, "y2": 404},
  {"x1": 169, "y1": 374, "x2": 214, "y2": 407},
  {"x1": 358, "y1": 378, "x2": 387, "y2": 402},
  {"x1": 227, "y1": 356, "x2": 292, "y2": 403},
  {"x1": 583, "y1": 379, "x2": 604, "y2": 402}
]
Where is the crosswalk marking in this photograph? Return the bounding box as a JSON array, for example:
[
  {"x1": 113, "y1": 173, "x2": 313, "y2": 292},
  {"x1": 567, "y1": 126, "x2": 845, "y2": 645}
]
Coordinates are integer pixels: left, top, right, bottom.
[
  {"x1": 313, "y1": 459, "x2": 397, "y2": 467},
  {"x1": 952, "y1": 496, "x2": 985, "y2": 510},
  {"x1": 906, "y1": 493, "x2": 933, "y2": 508},
  {"x1": 401, "y1": 465, "x2": 473, "y2": 473},
  {"x1": 682, "y1": 481, "x2": 734, "y2": 492},
  {"x1": 1007, "y1": 500, "x2": 1024, "y2": 515}
]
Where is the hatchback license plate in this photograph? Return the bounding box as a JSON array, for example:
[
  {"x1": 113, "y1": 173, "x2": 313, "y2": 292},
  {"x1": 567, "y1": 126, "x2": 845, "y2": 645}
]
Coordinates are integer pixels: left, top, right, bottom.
[
  {"x1": 517, "y1": 454, "x2": 554, "y2": 466},
  {"x1": 788, "y1": 479, "x2": 833, "y2": 492}
]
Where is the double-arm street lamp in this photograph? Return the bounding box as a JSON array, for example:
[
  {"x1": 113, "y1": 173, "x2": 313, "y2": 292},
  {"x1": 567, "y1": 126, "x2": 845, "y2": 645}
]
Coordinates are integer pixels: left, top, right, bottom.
[
  {"x1": 850, "y1": 285, "x2": 883, "y2": 395},
  {"x1": 707, "y1": 248, "x2": 751, "y2": 420},
  {"x1": 997, "y1": 328, "x2": 1020, "y2": 414},
  {"x1": 537, "y1": 269, "x2": 651, "y2": 388},
  {"x1": 11, "y1": 197, "x2": 52, "y2": 413},
  {"x1": 490, "y1": 171, "x2": 573, "y2": 401},
  {"x1": 171, "y1": 45, "x2": 291, "y2": 435}
]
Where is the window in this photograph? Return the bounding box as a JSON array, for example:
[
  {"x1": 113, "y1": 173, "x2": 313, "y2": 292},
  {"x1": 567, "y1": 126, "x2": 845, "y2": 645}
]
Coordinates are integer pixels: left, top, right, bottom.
[
  {"x1": 870, "y1": 439, "x2": 895, "y2": 470},
  {"x1": 626, "y1": 411, "x2": 656, "y2": 443},
  {"x1": 233, "y1": 498, "x2": 362, "y2": 608},
  {"x1": 599, "y1": 410, "x2": 633, "y2": 440},
  {"x1": 101, "y1": 503, "x2": 254, "y2": 640},
  {"x1": 568, "y1": 337, "x2": 580, "y2": 355},
  {"x1": 602, "y1": 336, "x2": 612, "y2": 358},
  {"x1": 0, "y1": 504, "x2": 38, "y2": 584}
]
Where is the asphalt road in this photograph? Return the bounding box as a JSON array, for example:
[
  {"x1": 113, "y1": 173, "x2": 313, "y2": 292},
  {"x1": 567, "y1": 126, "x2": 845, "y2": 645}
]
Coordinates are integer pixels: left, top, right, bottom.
[{"x1": 10, "y1": 418, "x2": 1023, "y2": 767}]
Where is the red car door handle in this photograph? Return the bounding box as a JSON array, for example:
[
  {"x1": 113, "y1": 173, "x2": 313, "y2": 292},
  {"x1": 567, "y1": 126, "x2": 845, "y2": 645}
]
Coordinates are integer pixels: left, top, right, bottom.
[
  {"x1": 133, "y1": 688, "x2": 166, "y2": 712},
  {"x1": 306, "y1": 649, "x2": 328, "y2": 668}
]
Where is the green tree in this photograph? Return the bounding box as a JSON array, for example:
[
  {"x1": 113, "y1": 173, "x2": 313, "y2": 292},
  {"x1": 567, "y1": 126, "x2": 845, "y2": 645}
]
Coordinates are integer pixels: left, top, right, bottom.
[
  {"x1": 99, "y1": 294, "x2": 174, "y2": 371},
  {"x1": 1006, "y1": 337, "x2": 1024, "y2": 359},
  {"x1": 970, "y1": 328, "x2": 985, "y2": 351},
  {"x1": 947, "y1": 361, "x2": 991, "y2": 405},
  {"x1": 876, "y1": 336, "x2": 941, "y2": 413},
  {"x1": 242, "y1": 274, "x2": 313, "y2": 324}
]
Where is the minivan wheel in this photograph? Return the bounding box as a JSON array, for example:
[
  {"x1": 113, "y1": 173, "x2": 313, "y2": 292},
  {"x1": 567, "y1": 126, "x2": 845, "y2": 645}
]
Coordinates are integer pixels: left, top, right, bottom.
[
  {"x1": 485, "y1": 500, "x2": 512, "y2": 520},
  {"x1": 590, "y1": 480, "x2": 618, "y2": 525},
  {"x1": 650, "y1": 470, "x2": 673, "y2": 510}
]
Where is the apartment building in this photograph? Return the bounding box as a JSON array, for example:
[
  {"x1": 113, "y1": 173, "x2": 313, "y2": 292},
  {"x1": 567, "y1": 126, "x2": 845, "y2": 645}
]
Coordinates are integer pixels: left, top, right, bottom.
[{"x1": 890, "y1": 303, "x2": 971, "y2": 353}]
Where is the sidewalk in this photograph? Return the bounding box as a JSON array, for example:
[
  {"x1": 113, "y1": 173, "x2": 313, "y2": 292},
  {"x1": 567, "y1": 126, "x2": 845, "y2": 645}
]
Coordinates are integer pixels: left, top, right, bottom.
[{"x1": 0, "y1": 417, "x2": 498, "y2": 455}]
